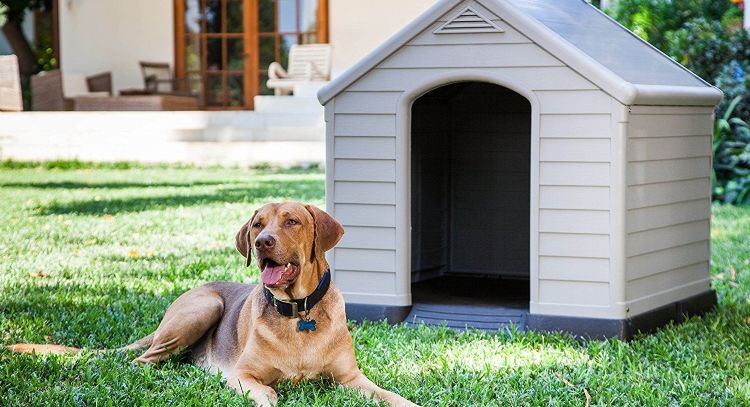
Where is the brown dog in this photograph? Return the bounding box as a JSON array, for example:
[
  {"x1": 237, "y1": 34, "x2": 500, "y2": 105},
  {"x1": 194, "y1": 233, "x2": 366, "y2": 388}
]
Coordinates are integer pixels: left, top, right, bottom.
[{"x1": 9, "y1": 202, "x2": 417, "y2": 407}]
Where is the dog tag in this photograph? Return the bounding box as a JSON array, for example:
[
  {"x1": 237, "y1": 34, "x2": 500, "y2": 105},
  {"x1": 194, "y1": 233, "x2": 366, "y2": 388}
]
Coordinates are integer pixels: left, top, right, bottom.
[{"x1": 298, "y1": 319, "x2": 316, "y2": 332}]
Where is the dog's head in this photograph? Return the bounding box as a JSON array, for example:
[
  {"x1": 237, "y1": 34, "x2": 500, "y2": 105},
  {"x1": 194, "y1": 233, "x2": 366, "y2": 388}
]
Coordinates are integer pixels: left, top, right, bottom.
[{"x1": 235, "y1": 202, "x2": 344, "y2": 289}]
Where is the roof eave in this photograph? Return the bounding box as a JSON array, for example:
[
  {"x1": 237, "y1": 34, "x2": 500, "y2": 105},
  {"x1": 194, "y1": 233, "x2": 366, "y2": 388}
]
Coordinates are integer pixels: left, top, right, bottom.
[{"x1": 629, "y1": 84, "x2": 724, "y2": 107}]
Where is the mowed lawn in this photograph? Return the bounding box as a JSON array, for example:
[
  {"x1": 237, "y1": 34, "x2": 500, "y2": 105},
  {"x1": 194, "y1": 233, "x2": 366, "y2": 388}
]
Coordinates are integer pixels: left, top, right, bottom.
[{"x1": 0, "y1": 162, "x2": 749, "y2": 406}]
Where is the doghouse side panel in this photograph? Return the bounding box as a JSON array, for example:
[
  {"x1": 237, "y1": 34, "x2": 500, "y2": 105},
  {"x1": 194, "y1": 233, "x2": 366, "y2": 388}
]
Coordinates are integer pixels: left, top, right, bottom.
[
  {"x1": 534, "y1": 109, "x2": 616, "y2": 318},
  {"x1": 625, "y1": 105, "x2": 714, "y2": 317},
  {"x1": 329, "y1": 104, "x2": 404, "y2": 305}
]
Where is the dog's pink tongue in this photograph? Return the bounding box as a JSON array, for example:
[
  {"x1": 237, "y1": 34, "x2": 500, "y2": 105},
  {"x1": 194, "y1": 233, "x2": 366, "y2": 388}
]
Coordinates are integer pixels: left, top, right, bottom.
[{"x1": 262, "y1": 264, "x2": 287, "y2": 285}]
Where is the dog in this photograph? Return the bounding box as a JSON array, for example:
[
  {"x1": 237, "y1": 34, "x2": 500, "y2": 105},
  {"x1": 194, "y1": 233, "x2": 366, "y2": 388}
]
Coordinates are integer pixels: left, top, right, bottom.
[{"x1": 9, "y1": 202, "x2": 418, "y2": 407}]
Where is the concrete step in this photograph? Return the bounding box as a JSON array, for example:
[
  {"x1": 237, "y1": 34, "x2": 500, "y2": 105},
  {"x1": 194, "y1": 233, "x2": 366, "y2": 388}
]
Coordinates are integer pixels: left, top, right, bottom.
[{"x1": 254, "y1": 95, "x2": 324, "y2": 115}]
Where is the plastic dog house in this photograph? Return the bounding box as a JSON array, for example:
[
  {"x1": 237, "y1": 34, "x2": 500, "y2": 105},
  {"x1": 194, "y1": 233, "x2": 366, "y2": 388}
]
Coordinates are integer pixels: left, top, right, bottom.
[{"x1": 317, "y1": 0, "x2": 722, "y2": 339}]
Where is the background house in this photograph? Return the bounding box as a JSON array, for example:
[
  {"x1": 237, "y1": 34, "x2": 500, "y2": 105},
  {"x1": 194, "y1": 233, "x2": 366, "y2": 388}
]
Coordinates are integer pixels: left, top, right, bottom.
[{"x1": 1, "y1": 0, "x2": 437, "y2": 109}]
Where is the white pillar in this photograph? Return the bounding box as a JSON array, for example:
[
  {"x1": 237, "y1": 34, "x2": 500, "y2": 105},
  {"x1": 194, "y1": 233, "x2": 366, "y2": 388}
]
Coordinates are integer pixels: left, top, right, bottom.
[{"x1": 744, "y1": 2, "x2": 750, "y2": 30}]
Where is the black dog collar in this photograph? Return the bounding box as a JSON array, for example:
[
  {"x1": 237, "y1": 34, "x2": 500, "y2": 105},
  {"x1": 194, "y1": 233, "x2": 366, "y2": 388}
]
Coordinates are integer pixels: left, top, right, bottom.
[{"x1": 263, "y1": 270, "x2": 331, "y2": 318}]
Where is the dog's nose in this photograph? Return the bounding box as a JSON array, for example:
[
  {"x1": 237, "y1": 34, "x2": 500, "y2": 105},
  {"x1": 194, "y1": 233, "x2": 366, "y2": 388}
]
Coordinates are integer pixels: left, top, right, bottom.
[{"x1": 255, "y1": 234, "x2": 276, "y2": 250}]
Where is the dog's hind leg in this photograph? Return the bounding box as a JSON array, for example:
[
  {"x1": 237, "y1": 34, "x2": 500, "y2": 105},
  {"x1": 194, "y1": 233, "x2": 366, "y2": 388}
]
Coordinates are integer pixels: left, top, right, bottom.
[{"x1": 133, "y1": 285, "x2": 224, "y2": 365}]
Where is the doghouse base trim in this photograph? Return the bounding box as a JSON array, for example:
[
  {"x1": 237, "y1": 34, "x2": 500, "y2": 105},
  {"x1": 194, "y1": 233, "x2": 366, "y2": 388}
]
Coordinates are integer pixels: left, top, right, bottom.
[{"x1": 344, "y1": 290, "x2": 716, "y2": 340}]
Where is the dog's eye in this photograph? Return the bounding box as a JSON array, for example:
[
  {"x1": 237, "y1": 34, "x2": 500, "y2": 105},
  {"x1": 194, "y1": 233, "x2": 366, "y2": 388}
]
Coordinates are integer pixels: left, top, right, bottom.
[
  {"x1": 252, "y1": 222, "x2": 262, "y2": 228},
  {"x1": 286, "y1": 219, "x2": 299, "y2": 226}
]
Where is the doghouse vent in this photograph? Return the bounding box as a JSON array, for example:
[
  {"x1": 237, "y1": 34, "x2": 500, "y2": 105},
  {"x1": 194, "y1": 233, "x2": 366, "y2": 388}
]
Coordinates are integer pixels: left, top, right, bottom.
[
  {"x1": 405, "y1": 304, "x2": 527, "y2": 332},
  {"x1": 434, "y1": 6, "x2": 504, "y2": 34}
]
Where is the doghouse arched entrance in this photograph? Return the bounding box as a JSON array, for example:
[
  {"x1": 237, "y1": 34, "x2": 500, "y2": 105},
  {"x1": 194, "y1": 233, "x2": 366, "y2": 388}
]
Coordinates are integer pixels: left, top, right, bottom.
[{"x1": 408, "y1": 81, "x2": 531, "y2": 330}]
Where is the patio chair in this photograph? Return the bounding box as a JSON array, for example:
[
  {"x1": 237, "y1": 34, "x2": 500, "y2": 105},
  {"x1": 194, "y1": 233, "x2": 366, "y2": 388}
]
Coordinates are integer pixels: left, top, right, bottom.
[
  {"x1": 139, "y1": 62, "x2": 191, "y2": 96},
  {"x1": 31, "y1": 70, "x2": 112, "y2": 111},
  {"x1": 267, "y1": 44, "x2": 332, "y2": 96},
  {"x1": 0, "y1": 55, "x2": 23, "y2": 111}
]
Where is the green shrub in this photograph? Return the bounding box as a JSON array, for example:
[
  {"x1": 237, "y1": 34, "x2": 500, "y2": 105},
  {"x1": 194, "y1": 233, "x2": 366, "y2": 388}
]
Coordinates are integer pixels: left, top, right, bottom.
[{"x1": 713, "y1": 97, "x2": 750, "y2": 204}]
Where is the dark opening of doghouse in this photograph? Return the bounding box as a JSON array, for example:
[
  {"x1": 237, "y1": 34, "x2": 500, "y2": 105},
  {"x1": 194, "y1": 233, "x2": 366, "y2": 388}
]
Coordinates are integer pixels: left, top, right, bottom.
[{"x1": 409, "y1": 81, "x2": 531, "y2": 331}]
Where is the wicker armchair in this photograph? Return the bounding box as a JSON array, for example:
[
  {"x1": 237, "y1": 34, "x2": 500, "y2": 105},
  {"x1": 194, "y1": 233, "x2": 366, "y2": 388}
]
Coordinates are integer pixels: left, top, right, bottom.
[
  {"x1": 31, "y1": 70, "x2": 112, "y2": 111},
  {"x1": 139, "y1": 62, "x2": 191, "y2": 96},
  {"x1": 0, "y1": 55, "x2": 23, "y2": 112}
]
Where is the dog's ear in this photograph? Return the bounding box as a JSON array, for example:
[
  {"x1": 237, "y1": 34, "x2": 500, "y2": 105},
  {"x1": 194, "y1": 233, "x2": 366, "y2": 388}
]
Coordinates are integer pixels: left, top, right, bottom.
[
  {"x1": 305, "y1": 205, "x2": 344, "y2": 261},
  {"x1": 235, "y1": 210, "x2": 258, "y2": 267}
]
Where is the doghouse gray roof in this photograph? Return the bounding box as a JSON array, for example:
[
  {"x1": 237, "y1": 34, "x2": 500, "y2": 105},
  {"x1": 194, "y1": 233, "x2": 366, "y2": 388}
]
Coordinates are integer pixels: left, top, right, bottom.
[{"x1": 318, "y1": 0, "x2": 723, "y2": 106}]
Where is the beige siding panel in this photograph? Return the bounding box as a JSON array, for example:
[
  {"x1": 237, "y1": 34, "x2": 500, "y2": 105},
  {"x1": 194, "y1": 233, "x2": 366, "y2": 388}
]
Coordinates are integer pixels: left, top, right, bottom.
[
  {"x1": 539, "y1": 209, "x2": 609, "y2": 234},
  {"x1": 627, "y1": 261, "x2": 709, "y2": 301},
  {"x1": 539, "y1": 256, "x2": 609, "y2": 282},
  {"x1": 627, "y1": 177, "x2": 710, "y2": 209},
  {"x1": 540, "y1": 114, "x2": 612, "y2": 138},
  {"x1": 627, "y1": 199, "x2": 710, "y2": 233},
  {"x1": 630, "y1": 114, "x2": 713, "y2": 138},
  {"x1": 334, "y1": 159, "x2": 396, "y2": 182},
  {"x1": 626, "y1": 220, "x2": 709, "y2": 257},
  {"x1": 379, "y1": 44, "x2": 563, "y2": 68},
  {"x1": 334, "y1": 114, "x2": 395, "y2": 137},
  {"x1": 335, "y1": 248, "x2": 395, "y2": 272},
  {"x1": 628, "y1": 135, "x2": 710, "y2": 161},
  {"x1": 537, "y1": 90, "x2": 612, "y2": 114},
  {"x1": 539, "y1": 233, "x2": 610, "y2": 258},
  {"x1": 334, "y1": 137, "x2": 396, "y2": 159},
  {"x1": 628, "y1": 157, "x2": 711, "y2": 186},
  {"x1": 540, "y1": 138, "x2": 611, "y2": 162},
  {"x1": 348, "y1": 67, "x2": 597, "y2": 92},
  {"x1": 335, "y1": 204, "x2": 396, "y2": 228},
  {"x1": 540, "y1": 162, "x2": 610, "y2": 186},
  {"x1": 336, "y1": 270, "x2": 395, "y2": 295},
  {"x1": 627, "y1": 240, "x2": 709, "y2": 281},
  {"x1": 539, "y1": 186, "x2": 610, "y2": 210},
  {"x1": 411, "y1": 21, "x2": 532, "y2": 45},
  {"x1": 338, "y1": 226, "x2": 396, "y2": 250},
  {"x1": 333, "y1": 92, "x2": 401, "y2": 114},
  {"x1": 539, "y1": 280, "x2": 610, "y2": 306},
  {"x1": 334, "y1": 181, "x2": 396, "y2": 204}
]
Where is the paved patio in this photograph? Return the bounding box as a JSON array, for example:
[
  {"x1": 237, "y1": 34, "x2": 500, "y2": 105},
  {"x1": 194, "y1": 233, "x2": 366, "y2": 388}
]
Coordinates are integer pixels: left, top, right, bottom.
[{"x1": 0, "y1": 96, "x2": 325, "y2": 166}]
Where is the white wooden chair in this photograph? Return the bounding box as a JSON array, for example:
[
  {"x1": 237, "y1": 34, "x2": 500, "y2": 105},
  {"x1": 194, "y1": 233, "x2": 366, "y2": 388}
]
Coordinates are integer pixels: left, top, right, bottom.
[
  {"x1": 267, "y1": 44, "x2": 332, "y2": 96},
  {"x1": 0, "y1": 55, "x2": 23, "y2": 111}
]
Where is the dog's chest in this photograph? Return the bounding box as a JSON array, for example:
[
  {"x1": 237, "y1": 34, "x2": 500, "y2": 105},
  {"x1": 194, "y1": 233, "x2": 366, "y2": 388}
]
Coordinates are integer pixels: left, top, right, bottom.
[{"x1": 276, "y1": 319, "x2": 336, "y2": 378}]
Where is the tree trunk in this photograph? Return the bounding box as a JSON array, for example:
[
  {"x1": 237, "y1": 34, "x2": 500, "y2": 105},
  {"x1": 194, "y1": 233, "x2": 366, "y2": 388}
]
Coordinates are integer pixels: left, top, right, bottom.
[{"x1": 2, "y1": 18, "x2": 38, "y2": 76}]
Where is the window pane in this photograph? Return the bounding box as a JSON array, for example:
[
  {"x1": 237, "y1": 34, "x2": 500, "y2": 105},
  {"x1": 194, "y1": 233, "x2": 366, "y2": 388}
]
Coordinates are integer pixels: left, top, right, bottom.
[
  {"x1": 227, "y1": 38, "x2": 244, "y2": 70},
  {"x1": 188, "y1": 73, "x2": 203, "y2": 100},
  {"x1": 228, "y1": 75, "x2": 244, "y2": 107},
  {"x1": 278, "y1": 0, "x2": 297, "y2": 33},
  {"x1": 299, "y1": 0, "x2": 317, "y2": 33},
  {"x1": 259, "y1": 0, "x2": 275, "y2": 33},
  {"x1": 226, "y1": 0, "x2": 243, "y2": 32},
  {"x1": 184, "y1": 0, "x2": 202, "y2": 34},
  {"x1": 301, "y1": 33, "x2": 316, "y2": 45},
  {"x1": 206, "y1": 38, "x2": 222, "y2": 71},
  {"x1": 205, "y1": 0, "x2": 223, "y2": 33},
  {"x1": 206, "y1": 75, "x2": 225, "y2": 106},
  {"x1": 259, "y1": 74, "x2": 272, "y2": 95},
  {"x1": 185, "y1": 35, "x2": 201, "y2": 71},
  {"x1": 280, "y1": 34, "x2": 297, "y2": 68},
  {"x1": 259, "y1": 36, "x2": 276, "y2": 69}
]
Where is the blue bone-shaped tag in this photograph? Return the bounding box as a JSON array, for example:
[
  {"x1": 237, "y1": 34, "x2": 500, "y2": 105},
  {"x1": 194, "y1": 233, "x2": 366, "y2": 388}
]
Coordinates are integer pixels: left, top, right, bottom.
[{"x1": 298, "y1": 319, "x2": 316, "y2": 332}]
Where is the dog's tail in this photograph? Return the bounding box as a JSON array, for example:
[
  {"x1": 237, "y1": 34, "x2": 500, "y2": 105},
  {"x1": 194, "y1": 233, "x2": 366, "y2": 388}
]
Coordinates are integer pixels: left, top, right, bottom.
[{"x1": 6, "y1": 333, "x2": 155, "y2": 355}]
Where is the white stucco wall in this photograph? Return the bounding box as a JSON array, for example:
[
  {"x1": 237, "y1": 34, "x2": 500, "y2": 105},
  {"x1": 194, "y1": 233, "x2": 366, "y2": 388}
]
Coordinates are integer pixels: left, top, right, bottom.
[
  {"x1": 328, "y1": 0, "x2": 436, "y2": 77},
  {"x1": 59, "y1": 0, "x2": 174, "y2": 93}
]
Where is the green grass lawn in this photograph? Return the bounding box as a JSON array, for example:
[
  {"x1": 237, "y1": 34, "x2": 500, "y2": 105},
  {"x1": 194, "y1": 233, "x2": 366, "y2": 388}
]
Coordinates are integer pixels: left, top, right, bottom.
[{"x1": 0, "y1": 162, "x2": 749, "y2": 406}]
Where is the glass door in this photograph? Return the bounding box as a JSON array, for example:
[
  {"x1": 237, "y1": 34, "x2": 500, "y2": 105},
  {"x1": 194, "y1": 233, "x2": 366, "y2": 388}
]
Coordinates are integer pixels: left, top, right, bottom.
[{"x1": 175, "y1": 0, "x2": 328, "y2": 109}]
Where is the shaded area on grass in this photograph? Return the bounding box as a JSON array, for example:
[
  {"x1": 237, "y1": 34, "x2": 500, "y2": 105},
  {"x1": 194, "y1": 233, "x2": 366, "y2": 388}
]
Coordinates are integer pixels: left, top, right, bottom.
[
  {"x1": 35, "y1": 179, "x2": 324, "y2": 215},
  {"x1": 0, "y1": 180, "x2": 234, "y2": 190}
]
